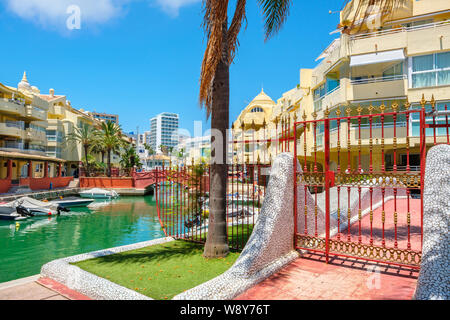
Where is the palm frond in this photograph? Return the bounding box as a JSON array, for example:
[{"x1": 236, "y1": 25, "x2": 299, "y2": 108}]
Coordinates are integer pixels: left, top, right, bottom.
[
  {"x1": 257, "y1": 0, "x2": 292, "y2": 41},
  {"x1": 227, "y1": 0, "x2": 247, "y2": 65},
  {"x1": 199, "y1": 0, "x2": 229, "y2": 114}
]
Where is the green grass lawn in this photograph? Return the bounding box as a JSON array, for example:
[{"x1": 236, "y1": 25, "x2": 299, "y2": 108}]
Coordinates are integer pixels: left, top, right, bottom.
[{"x1": 73, "y1": 224, "x2": 254, "y2": 300}]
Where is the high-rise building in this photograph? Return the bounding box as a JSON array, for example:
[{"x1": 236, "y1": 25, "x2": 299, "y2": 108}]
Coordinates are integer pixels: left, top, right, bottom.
[
  {"x1": 149, "y1": 112, "x2": 179, "y2": 153},
  {"x1": 90, "y1": 112, "x2": 119, "y2": 124}
]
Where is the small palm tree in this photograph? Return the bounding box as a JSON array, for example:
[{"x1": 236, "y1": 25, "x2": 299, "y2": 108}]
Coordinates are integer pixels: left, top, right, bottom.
[
  {"x1": 98, "y1": 121, "x2": 126, "y2": 177},
  {"x1": 91, "y1": 137, "x2": 107, "y2": 164},
  {"x1": 120, "y1": 146, "x2": 142, "y2": 174},
  {"x1": 65, "y1": 123, "x2": 98, "y2": 177},
  {"x1": 143, "y1": 143, "x2": 155, "y2": 156}
]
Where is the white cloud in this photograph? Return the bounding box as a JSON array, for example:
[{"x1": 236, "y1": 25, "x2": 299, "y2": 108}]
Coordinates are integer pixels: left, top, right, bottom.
[
  {"x1": 3, "y1": 0, "x2": 201, "y2": 29},
  {"x1": 4, "y1": 0, "x2": 130, "y2": 28},
  {"x1": 153, "y1": 0, "x2": 200, "y2": 16}
]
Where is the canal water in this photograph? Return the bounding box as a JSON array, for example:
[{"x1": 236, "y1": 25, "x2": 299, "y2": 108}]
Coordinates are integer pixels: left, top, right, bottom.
[{"x1": 0, "y1": 196, "x2": 165, "y2": 283}]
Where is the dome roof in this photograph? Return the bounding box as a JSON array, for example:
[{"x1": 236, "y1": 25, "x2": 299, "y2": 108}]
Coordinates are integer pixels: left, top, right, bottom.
[{"x1": 251, "y1": 89, "x2": 275, "y2": 104}]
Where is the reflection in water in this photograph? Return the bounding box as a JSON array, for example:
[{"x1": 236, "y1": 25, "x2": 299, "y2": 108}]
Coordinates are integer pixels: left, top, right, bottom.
[{"x1": 0, "y1": 196, "x2": 164, "y2": 283}]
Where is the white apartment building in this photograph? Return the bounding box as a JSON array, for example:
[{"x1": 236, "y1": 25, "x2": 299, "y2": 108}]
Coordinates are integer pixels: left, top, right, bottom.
[{"x1": 149, "y1": 112, "x2": 179, "y2": 153}]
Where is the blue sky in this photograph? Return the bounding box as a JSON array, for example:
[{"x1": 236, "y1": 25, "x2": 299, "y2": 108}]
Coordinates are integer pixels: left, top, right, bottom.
[{"x1": 0, "y1": 0, "x2": 341, "y2": 136}]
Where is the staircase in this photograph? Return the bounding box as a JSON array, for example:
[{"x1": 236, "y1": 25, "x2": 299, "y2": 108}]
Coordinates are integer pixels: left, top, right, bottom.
[
  {"x1": 68, "y1": 179, "x2": 80, "y2": 188},
  {"x1": 7, "y1": 185, "x2": 33, "y2": 195}
]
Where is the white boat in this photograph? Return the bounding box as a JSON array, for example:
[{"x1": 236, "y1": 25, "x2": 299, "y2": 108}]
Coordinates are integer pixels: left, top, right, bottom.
[
  {"x1": 0, "y1": 205, "x2": 28, "y2": 221},
  {"x1": 0, "y1": 197, "x2": 67, "y2": 218},
  {"x1": 79, "y1": 188, "x2": 119, "y2": 199},
  {"x1": 50, "y1": 197, "x2": 94, "y2": 208}
]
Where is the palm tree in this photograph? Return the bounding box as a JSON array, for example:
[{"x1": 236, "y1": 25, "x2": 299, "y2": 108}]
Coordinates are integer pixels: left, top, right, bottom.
[
  {"x1": 199, "y1": 0, "x2": 292, "y2": 258},
  {"x1": 65, "y1": 123, "x2": 98, "y2": 177},
  {"x1": 98, "y1": 121, "x2": 126, "y2": 177},
  {"x1": 91, "y1": 137, "x2": 107, "y2": 164},
  {"x1": 120, "y1": 145, "x2": 141, "y2": 174},
  {"x1": 143, "y1": 143, "x2": 155, "y2": 156},
  {"x1": 199, "y1": 0, "x2": 397, "y2": 258}
]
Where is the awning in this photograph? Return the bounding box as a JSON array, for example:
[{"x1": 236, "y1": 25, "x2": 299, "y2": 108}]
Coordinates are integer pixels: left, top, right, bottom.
[
  {"x1": 0, "y1": 150, "x2": 66, "y2": 163},
  {"x1": 350, "y1": 49, "x2": 405, "y2": 67}
]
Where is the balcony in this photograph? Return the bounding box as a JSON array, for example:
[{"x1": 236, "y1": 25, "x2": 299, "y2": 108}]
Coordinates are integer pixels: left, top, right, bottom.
[
  {"x1": 349, "y1": 75, "x2": 407, "y2": 101},
  {"x1": 314, "y1": 81, "x2": 348, "y2": 114},
  {"x1": 0, "y1": 98, "x2": 26, "y2": 116},
  {"x1": 348, "y1": 20, "x2": 450, "y2": 56},
  {"x1": 49, "y1": 105, "x2": 66, "y2": 119},
  {"x1": 0, "y1": 122, "x2": 25, "y2": 139},
  {"x1": 25, "y1": 105, "x2": 47, "y2": 121},
  {"x1": 25, "y1": 128, "x2": 47, "y2": 142}
]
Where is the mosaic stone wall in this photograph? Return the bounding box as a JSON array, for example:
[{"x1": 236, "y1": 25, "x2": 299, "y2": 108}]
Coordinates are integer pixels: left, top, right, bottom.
[
  {"x1": 414, "y1": 144, "x2": 449, "y2": 300},
  {"x1": 174, "y1": 153, "x2": 300, "y2": 300},
  {"x1": 40, "y1": 237, "x2": 175, "y2": 300}
]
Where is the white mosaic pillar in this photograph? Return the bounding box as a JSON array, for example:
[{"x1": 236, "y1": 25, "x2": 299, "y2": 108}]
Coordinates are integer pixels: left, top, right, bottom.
[
  {"x1": 174, "y1": 153, "x2": 300, "y2": 300},
  {"x1": 414, "y1": 144, "x2": 450, "y2": 300}
]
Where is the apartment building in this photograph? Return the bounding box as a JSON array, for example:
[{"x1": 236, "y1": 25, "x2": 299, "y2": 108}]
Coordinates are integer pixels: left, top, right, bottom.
[
  {"x1": 264, "y1": 0, "x2": 450, "y2": 171},
  {"x1": 149, "y1": 112, "x2": 179, "y2": 153},
  {"x1": 89, "y1": 112, "x2": 119, "y2": 124},
  {"x1": 175, "y1": 135, "x2": 211, "y2": 164},
  {"x1": 0, "y1": 73, "x2": 67, "y2": 186},
  {"x1": 232, "y1": 89, "x2": 279, "y2": 164},
  {"x1": 0, "y1": 72, "x2": 129, "y2": 186}
]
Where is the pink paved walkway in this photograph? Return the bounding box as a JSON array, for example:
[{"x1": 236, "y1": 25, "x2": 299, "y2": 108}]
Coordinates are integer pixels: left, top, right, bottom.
[
  {"x1": 236, "y1": 252, "x2": 419, "y2": 300},
  {"x1": 237, "y1": 198, "x2": 421, "y2": 300},
  {"x1": 334, "y1": 198, "x2": 422, "y2": 251},
  {"x1": 0, "y1": 277, "x2": 91, "y2": 300}
]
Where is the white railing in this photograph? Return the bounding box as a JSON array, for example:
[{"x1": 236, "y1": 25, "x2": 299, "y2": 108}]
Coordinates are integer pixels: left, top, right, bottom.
[
  {"x1": 351, "y1": 121, "x2": 408, "y2": 129},
  {"x1": 314, "y1": 85, "x2": 342, "y2": 111},
  {"x1": 349, "y1": 20, "x2": 450, "y2": 41},
  {"x1": 351, "y1": 74, "x2": 406, "y2": 85}
]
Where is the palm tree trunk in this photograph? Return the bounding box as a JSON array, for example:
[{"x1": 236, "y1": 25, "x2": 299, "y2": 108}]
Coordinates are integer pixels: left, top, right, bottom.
[
  {"x1": 84, "y1": 145, "x2": 90, "y2": 177},
  {"x1": 203, "y1": 19, "x2": 230, "y2": 258},
  {"x1": 107, "y1": 149, "x2": 112, "y2": 177}
]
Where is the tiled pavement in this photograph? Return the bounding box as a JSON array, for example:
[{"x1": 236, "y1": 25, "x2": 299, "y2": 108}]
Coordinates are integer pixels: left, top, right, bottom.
[
  {"x1": 1, "y1": 256, "x2": 419, "y2": 300},
  {"x1": 235, "y1": 253, "x2": 419, "y2": 300},
  {"x1": 0, "y1": 276, "x2": 91, "y2": 300}
]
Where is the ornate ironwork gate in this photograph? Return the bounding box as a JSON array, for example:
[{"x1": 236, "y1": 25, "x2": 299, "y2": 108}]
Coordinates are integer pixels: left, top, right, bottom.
[{"x1": 292, "y1": 102, "x2": 436, "y2": 269}]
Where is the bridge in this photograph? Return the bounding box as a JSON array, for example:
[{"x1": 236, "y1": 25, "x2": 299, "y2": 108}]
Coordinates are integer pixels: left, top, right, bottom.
[{"x1": 79, "y1": 168, "x2": 209, "y2": 192}]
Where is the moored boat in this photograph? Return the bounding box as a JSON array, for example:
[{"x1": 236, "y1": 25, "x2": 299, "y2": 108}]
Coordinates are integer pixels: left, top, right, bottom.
[
  {"x1": 79, "y1": 188, "x2": 119, "y2": 199},
  {"x1": 50, "y1": 197, "x2": 94, "y2": 208}
]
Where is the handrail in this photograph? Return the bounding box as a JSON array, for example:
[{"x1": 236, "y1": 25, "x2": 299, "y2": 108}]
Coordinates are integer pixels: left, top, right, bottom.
[
  {"x1": 349, "y1": 20, "x2": 450, "y2": 41},
  {"x1": 351, "y1": 74, "x2": 406, "y2": 85}
]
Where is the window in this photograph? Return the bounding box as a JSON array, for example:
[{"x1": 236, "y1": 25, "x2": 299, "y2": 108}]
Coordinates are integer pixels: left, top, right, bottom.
[
  {"x1": 250, "y1": 107, "x2": 263, "y2": 113},
  {"x1": 313, "y1": 84, "x2": 326, "y2": 111},
  {"x1": 383, "y1": 62, "x2": 404, "y2": 78},
  {"x1": 411, "y1": 101, "x2": 450, "y2": 137},
  {"x1": 411, "y1": 52, "x2": 450, "y2": 88}
]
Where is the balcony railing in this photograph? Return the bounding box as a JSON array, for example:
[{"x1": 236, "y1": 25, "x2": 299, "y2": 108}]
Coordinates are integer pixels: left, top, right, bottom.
[
  {"x1": 351, "y1": 74, "x2": 406, "y2": 85},
  {"x1": 349, "y1": 20, "x2": 450, "y2": 41},
  {"x1": 314, "y1": 85, "x2": 341, "y2": 111}
]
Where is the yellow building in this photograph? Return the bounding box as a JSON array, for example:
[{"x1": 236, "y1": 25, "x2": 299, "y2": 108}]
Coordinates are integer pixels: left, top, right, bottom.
[
  {"x1": 232, "y1": 89, "x2": 277, "y2": 164},
  {"x1": 0, "y1": 72, "x2": 66, "y2": 182},
  {"x1": 1, "y1": 72, "x2": 130, "y2": 189},
  {"x1": 252, "y1": 0, "x2": 450, "y2": 172}
]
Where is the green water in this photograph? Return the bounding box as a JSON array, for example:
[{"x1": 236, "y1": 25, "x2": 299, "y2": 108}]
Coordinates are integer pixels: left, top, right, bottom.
[{"x1": 0, "y1": 196, "x2": 165, "y2": 283}]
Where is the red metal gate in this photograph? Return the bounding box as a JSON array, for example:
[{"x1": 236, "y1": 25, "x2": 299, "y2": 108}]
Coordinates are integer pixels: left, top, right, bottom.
[{"x1": 293, "y1": 100, "x2": 449, "y2": 269}]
